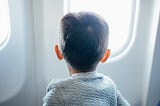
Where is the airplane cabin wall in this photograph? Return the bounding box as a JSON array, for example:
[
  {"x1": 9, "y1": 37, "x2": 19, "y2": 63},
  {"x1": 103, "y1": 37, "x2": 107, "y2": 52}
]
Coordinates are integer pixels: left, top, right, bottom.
[{"x1": 0, "y1": 0, "x2": 36, "y2": 106}]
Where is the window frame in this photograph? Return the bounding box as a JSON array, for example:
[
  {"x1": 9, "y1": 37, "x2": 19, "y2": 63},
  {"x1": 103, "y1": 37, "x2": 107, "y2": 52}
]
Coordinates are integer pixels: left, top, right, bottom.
[
  {"x1": 63, "y1": 0, "x2": 137, "y2": 59},
  {"x1": 0, "y1": 0, "x2": 11, "y2": 50}
]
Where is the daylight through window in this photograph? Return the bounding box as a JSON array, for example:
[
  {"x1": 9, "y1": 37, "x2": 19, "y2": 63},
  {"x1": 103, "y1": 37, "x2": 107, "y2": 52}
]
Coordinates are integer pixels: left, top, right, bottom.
[
  {"x1": 0, "y1": 0, "x2": 10, "y2": 49},
  {"x1": 64, "y1": 0, "x2": 135, "y2": 57}
]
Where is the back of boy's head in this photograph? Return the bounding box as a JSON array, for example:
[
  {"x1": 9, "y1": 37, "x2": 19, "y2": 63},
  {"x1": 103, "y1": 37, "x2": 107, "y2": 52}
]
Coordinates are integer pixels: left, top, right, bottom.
[{"x1": 60, "y1": 12, "x2": 109, "y2": 72}]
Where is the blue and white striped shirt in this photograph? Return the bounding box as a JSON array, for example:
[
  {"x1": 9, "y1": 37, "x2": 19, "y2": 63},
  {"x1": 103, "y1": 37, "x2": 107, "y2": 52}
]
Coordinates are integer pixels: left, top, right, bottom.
[{"x1": 43, "y1": 71, "x2": 130, "y2": 106}]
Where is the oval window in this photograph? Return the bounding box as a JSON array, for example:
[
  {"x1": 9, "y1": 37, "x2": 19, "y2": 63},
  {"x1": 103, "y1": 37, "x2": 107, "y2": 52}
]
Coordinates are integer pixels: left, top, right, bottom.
[
  {"x1": 64, "y1": 0, "x2": 135, "y2": 57},
  {"x1": 0, "y1": 0, "x2": 10, "y2": 49}
]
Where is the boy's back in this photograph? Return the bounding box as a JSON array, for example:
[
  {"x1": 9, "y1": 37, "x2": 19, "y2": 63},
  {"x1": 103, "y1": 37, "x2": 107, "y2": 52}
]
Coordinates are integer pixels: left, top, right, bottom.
[
  {"x1": 43, "y1": 71, "x2": 130, "y2": 106},
  {"x1": 43, "y1": 12, "x2": 130, "y2": 106}
]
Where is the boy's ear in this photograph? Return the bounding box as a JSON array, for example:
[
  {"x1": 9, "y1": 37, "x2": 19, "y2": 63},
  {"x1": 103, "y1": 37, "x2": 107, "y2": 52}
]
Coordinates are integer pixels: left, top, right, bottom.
[
  {"x1": 55, "y1": 45, "x2": 63, "y2": 60},
  {"x1": 100, "y1": 49, "x2": 111, "y2": 63}
]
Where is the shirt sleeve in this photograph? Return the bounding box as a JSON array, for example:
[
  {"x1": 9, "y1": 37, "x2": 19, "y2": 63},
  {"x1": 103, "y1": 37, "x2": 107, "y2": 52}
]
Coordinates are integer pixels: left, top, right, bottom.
[
  {"x1": 117, "y1": 90, "x2": 130, "y2": 106},
  {"x1": 43, "y1": 85, "x2": 63, "y2": 106}
]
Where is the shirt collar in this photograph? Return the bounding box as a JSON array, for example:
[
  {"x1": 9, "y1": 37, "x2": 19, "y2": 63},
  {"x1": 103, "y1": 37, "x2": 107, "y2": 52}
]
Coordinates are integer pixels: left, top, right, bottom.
[{"x1": 71, "y1": 71, "x2": 97, "y2": 78}]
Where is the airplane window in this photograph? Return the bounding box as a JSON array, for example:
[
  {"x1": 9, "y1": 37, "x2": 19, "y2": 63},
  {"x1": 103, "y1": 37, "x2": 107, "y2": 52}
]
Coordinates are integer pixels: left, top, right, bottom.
[
  {"x1": 64, "y1": 0, "x2": 135, "y2": 57},
  {"x1": 0, "y1": 0, "x2": 10, "y2": 49}
]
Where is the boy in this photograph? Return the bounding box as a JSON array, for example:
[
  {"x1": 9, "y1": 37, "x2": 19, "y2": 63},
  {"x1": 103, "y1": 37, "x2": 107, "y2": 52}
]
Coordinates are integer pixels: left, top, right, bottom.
[{"x1": 43, "y1": 12, "x2": 130, "y2": 106}]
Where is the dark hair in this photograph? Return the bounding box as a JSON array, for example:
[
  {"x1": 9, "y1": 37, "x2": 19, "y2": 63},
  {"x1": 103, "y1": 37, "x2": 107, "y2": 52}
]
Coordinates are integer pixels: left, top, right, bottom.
[{"x1": 60, "y1": 12, "x2": 109, "y2": 72}]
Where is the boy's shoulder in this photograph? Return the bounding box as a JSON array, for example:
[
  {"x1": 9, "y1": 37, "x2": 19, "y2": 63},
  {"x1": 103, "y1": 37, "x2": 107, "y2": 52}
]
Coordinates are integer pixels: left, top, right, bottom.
[
  {"x1": 98, "y1": 73, "x2": 114, "y2": 81},
  {"x1": 98, "y1": 72, "x2": 117, "y2": 86},
  {"x1": 46, "y1": 77, "x2": 75, "y2": 92}
]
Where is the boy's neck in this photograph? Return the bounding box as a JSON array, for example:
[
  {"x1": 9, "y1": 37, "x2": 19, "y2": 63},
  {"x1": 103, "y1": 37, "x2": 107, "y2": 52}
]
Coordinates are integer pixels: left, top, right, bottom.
[
  {"x1": 67, "y1": 65, "x2": 95, "y2": 76},
  {"x1": 70, "y1": 70, "x2": 79, "y2": 76},
  {"x1": 67, "y1": 65, "x2": 80, "y2": 76}
]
